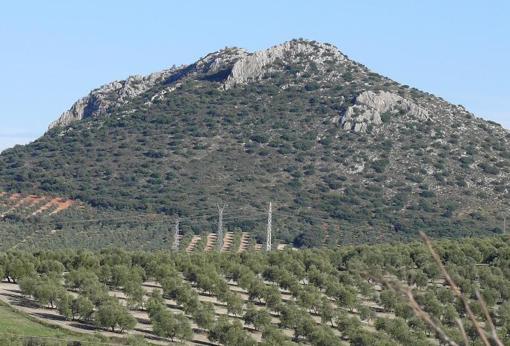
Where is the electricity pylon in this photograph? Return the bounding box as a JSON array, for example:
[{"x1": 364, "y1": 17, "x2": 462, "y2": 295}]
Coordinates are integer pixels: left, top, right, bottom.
[
  {"x1": 217, "y1": 204, "x2": 225, "y2": 251},
  {"x1": 266, "y1": 202, "x2": 272, "y2": 251},
  {"x1": 172, "y1": 217, "x2": 180, "y2": 251}
]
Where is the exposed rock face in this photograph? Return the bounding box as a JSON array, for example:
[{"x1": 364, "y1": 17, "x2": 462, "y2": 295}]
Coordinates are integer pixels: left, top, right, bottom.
[
  {"x1": 48, "y1": 47, "x2": 251, "y2": 130},
  {"x1": 49, "y1": 68, "x2": 178, "y2": 129},
  {"x1": 225, "y1": 40, "x2": 347, "y2": 89},
  {"x1": 340, "y1": 91, "x2": 430, "y2": 132},
  {"x1": 195, "y1": 47, "x2": 248, "y2": 74}
]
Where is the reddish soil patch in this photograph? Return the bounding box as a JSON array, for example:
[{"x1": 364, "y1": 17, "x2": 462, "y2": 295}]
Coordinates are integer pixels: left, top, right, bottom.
[
  {"x1": 32, "y1": 197, "x2": 75, "y2": 216},
  {"x1": 49, "y1": 199, "x2": 75, "y2": 215}
]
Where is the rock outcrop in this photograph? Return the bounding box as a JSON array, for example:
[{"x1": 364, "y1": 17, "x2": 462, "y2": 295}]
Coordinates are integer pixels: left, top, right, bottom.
[
  {"x1": 48, "y1": 48, "x2": 252, "y2": 129},
  {"x1": 340, "y1": 91, "x2": 430, "y2": 132},
  {"x1": 225, "y1": 40, "x2": 347, "y2": 89},
  {"x1": 195, "y1": 47, "x2": 248, "y2": 75},
  {"x1": 49, "y1": 68, "x2": 178, "y2": 129}
]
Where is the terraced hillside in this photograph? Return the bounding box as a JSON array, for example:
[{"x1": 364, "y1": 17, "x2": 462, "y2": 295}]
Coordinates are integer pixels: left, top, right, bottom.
[
  {"x1": 0, "y1": 192, "x2": 76, "y2": 219},
  {"x1": 1, "y1": 236, "x2": 509, "y2": 345},
  {"x1": 178, "y1": 232, "x2": 286, "y2": 253}
]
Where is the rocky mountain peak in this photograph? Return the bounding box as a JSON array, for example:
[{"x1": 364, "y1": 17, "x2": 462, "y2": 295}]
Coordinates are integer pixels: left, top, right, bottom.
[
  {"x1": 48, "y1": 39, "x2": 354, "y2": 130},
  {"x1": 46, "y1": 38, "x2": 486, "y2": 140},
  {"x1": 225, "y1": 39, "x2": 348, "y2": 88}
]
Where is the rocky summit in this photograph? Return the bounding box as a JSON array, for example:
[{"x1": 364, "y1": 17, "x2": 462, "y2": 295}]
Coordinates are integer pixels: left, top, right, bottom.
[{"x1": 1, "y1": 39, "x2": 509, "y2": 248}]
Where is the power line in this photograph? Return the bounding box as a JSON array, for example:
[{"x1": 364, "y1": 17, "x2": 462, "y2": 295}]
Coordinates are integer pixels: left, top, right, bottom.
[
  {"x1": 6, "y1": 210, "x2": 401, "y2": 229},
  {"x1": 22, "y1": 210, "x2": 267, "y2": 226},
  {"x1": 4, "y1": 199, "x2": 413, "y2": 232}
]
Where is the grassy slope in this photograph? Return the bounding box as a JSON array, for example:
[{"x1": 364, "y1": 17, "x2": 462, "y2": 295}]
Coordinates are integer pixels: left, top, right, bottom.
[
  {"x1": 0, "y1": 303, "x2": 67, "y2": 336},
  {"x1": 0, "y1": 301, "x2": 114, "y2": 345}
]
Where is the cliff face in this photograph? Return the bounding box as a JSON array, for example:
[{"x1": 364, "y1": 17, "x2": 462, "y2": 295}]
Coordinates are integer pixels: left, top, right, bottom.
[{"x1": 3, "y1": 39, "x2": 509, "y2": 246}]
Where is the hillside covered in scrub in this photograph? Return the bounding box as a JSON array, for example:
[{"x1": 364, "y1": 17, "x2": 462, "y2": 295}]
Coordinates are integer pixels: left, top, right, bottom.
[{"x1": 1, "y1": 39, "x2": 510, "y2": 247}]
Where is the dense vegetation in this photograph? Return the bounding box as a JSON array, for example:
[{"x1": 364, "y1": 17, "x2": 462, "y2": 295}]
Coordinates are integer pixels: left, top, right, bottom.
[
  {"x1": 1, "y1": 39, "x2": 509, "y2": 247},
  {"x1": 0, "y1": 235, "x2": 509, "y2": 345}
]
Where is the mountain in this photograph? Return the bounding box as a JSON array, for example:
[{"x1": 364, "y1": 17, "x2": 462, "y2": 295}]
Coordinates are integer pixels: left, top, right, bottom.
[{"x1": 1, "y1": 39, "x2": 509, "y2": 248}]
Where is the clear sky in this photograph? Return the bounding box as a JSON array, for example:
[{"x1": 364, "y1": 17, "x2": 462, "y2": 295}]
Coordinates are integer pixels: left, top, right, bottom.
[{"x1": 0, "y1": 0, "x2": 508, "y2": 152}]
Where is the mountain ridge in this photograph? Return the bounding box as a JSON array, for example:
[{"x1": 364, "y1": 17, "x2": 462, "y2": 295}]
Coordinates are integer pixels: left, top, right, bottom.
[
  {"x1": 49, "y1": 40, "x2": 356, "y2": 129},
  {"x1": 49, "y1": 38, "x2": 494, "y2": 135}
]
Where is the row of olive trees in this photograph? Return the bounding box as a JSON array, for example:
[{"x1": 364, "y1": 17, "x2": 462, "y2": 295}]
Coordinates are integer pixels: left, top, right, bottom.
[
  {"x1": 1, "y1": 235, "x2": 510, "y2": 345},
  {"x1": 18, "y1": 272, "x2": 137, "y2": 333}
]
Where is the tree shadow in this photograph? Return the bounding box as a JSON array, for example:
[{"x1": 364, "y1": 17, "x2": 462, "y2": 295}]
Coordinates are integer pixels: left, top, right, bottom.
[
  {"x1": 33, "y1": 312, "x2": 66, "y2": 322},
  {"x1": 1, "y1": 292, "x2": 40, "y2": 309},
  {"x1": 68, "y1": 321, "x2": 101, "y2": 332}
]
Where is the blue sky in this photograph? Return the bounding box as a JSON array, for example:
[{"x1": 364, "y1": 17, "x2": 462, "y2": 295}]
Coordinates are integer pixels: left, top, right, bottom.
[{"x1": 0, "y1": 0, "x2": 508, "y2": 152}]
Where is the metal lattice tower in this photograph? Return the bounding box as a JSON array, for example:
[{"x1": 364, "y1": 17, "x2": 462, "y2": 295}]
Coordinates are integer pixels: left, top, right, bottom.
[
  {"x1": 266, "y1": 202, "x2": 272, "y2": 251},
  {"x1": 172, "y1": 218, "x2": 180, "y2": 251},
  {"x1": 217, "y1": 204, "x2": 225, "y2": 251}
]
